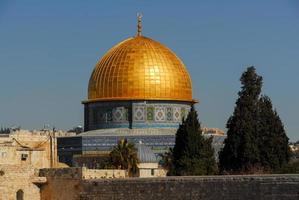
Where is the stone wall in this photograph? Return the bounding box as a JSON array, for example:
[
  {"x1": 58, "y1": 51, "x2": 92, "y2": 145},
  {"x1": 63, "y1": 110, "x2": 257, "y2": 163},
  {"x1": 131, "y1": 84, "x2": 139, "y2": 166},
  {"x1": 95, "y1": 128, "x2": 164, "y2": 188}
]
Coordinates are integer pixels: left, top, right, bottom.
[
  {"x1": 0, "y1": 165, "x2": 42, "y2": 200},
  {"x1": 39, "y1": 167, "x2": 126, "y2": 179},
  {"x1": 39, "y1": 167, "x2": 127, "y2": 200},
  {"x1": 39, "y1": 167, "x2": 83, "y2": 179},
  {"x1": 82, "y1": 168, "x2": 126, "y2": 179},
  {"x1": 40, "y1": 174, "x2": 299, "y2": 200},
  {"x1": 40, "y1": 176, "x2": 80, "y2": 200}
]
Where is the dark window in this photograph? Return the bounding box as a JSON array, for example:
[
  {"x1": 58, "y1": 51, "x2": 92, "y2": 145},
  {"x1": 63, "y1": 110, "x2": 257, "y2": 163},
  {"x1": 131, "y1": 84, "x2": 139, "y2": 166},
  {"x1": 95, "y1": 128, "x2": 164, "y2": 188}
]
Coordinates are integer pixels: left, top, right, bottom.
[
  {"x1": 16, "y1": 189, "x2": 24, "y2": 200},
  {"x1": 151, "y1": 169, "x2": 154, "y2": 176},
  {"x1": 21, "y1": 154, "x2": 28, "y2": 161}
]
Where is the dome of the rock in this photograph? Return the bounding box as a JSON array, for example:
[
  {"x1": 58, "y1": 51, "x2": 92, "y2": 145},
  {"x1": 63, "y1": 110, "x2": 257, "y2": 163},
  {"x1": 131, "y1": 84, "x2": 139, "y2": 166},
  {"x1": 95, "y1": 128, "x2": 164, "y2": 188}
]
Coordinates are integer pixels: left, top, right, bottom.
[
  {"x1": 87, "y1": 35, "x2": 193, "y2": 102},
  {"x1": 59, "y1": 16, "x2": 209, "y2": 169},
  {"x1": 82, "y1": 15, "x2": 196, "y2": 132},
  {"x1": 58, "y1": 16, "x2": 226, "y2": 172}
]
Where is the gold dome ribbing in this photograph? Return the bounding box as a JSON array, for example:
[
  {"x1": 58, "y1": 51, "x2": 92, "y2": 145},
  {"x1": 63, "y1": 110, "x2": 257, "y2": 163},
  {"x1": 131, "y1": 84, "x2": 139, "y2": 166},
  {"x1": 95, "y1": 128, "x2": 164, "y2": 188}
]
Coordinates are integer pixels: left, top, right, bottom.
[{"x1": 87, "y1": 35, "x2": 193, "y2": 102}]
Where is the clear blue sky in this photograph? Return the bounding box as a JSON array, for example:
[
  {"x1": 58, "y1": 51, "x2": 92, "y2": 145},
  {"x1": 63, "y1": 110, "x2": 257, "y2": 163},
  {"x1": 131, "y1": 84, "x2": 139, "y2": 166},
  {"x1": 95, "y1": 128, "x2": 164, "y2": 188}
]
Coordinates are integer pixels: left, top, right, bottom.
[{"x1": 0, "y1": 0, "x2": 298, "y2": 141}]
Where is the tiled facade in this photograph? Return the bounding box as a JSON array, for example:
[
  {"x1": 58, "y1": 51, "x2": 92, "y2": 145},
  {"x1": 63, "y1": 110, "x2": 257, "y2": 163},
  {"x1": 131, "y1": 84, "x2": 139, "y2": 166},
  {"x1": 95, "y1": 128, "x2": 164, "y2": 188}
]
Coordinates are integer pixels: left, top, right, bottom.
[
  {"x1": 84, "y1": 100, "x2": 191, "y2": 131},
  {"x1": 61, "y1": 100, "x2": 191, "y2": 166}
]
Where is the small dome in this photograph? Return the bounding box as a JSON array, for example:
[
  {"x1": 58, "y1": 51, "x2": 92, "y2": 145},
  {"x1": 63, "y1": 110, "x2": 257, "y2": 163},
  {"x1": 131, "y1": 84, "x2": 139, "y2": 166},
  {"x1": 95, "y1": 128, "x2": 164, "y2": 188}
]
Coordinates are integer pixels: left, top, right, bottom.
[
  {"x1": 87, "y1": 35, "x2": 193, "y2": 102},
  {"x1": 136, "y1": 142, "x2": 157, "y2": 163}
]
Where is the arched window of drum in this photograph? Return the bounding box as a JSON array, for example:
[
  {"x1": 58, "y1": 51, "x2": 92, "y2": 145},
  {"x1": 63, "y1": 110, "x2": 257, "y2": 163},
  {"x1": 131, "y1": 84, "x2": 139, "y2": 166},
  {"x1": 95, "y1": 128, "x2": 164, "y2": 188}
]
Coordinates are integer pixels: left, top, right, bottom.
[{"x1": 16, "y1": 189, "x2": 24, "y2": 200}]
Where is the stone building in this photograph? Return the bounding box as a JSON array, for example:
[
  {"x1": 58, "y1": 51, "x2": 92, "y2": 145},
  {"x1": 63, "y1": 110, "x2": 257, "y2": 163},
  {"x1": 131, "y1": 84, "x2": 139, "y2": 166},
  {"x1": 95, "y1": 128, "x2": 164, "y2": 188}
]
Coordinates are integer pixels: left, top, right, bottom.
[
  {"x1": 136, "y1": 142, "x2": 166, "y2": 177},
  {"x1": 0, "y1": 129, "x2": 73, "y2": 199}
]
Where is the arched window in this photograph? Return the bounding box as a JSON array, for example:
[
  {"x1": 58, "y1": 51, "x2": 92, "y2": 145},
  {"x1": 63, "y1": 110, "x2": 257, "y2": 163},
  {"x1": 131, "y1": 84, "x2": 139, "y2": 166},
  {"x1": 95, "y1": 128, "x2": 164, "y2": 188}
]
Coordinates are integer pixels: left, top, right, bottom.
[{"x1": 16, "y1": 189, "x2": 24, "y2": 200}]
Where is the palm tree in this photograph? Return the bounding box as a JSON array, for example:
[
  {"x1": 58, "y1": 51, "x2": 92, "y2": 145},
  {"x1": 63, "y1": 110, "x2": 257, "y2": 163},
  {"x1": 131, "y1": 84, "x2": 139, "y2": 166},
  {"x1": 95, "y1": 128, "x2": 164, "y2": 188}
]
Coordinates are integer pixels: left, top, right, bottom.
[{"x1": 109, "y1": 139, "x2": 139, "y2": 176}]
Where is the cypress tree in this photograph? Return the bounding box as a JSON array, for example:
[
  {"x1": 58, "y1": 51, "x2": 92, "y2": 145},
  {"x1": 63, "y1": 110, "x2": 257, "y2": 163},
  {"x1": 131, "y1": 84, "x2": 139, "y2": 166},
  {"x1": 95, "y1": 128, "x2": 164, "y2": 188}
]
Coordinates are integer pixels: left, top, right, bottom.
[
  {"x1": 170, "y1": 106, "x2": 217, "y2": 175},
  {"x1": 219, "y1": 66, "x2": 262, "y2": 173},
  {"x1": 258, "y1": 96, "x2": 290, "y2": 171}
]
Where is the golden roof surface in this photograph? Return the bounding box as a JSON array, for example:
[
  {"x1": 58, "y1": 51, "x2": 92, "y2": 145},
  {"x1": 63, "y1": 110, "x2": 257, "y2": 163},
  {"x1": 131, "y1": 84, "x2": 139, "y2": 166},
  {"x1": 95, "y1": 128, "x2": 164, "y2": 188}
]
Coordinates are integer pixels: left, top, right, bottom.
[{"x1": 87, "y1": 32, "x2": 193, "y2": 102}]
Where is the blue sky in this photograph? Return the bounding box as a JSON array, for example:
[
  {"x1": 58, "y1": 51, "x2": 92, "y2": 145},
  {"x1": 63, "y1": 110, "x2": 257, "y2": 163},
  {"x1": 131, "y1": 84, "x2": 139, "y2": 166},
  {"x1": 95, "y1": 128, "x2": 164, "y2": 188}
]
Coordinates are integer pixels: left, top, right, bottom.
[{"x1": 0, "y1": 0, "x2": 298, "y2": 141}]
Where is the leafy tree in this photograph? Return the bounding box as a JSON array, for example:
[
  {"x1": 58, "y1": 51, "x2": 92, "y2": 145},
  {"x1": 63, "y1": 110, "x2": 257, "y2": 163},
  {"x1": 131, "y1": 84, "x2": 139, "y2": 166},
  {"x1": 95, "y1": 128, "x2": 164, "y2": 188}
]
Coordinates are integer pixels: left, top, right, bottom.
[
  {"x1": 109, "y1": 139, "x2": 139, "y2": 176},
  {"x1": 258, "y1": 96, "x2": 290, "y2": 171},
  {"x1": 170, "y1": 106, "x2": 217, "y2": 175},
  {"x1": 219, "y1": 66, "x2": 262, "y2": 173}
]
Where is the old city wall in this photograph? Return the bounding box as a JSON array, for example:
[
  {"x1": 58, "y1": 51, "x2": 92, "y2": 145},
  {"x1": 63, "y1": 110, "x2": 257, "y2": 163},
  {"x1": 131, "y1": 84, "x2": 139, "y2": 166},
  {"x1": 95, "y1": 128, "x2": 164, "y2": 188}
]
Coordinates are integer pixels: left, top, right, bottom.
[
  {"x1": 40, "y1": 177, "x2": 81, "y2": 200},
  {"x1": 39, "y1": 168, "x2": 83, "y2": 200},
  {"x1": 39, "y1": 168, "x2": 127, "y2": 200},
  {"x1": 39, "y1": 167, "x2": 126, "y2": 179},
  {"x1": 82, "y1": 168, "x2": 126, "y2": 179},
  {"x1": 40, "y1": 174, "x2": 299, "y2": 200},
  {"x1": 80, "y1": 175, "x2": 299, "y2": 200}
]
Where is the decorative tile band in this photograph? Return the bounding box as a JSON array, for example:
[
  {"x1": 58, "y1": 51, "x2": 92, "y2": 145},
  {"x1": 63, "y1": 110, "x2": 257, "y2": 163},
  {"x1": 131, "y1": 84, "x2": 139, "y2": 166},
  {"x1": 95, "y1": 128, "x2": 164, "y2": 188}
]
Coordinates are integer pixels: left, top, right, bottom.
[{"x1": 85, "y1": 101, "x2": 191, "y2": 130}]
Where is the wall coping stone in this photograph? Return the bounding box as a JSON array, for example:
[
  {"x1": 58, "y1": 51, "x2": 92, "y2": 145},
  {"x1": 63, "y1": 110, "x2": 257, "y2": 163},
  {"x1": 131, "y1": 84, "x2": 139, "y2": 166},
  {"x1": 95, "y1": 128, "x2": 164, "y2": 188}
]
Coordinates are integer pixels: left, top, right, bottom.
[{"x1": 82, "y1": 174, "x2": 299, "y2": 183}]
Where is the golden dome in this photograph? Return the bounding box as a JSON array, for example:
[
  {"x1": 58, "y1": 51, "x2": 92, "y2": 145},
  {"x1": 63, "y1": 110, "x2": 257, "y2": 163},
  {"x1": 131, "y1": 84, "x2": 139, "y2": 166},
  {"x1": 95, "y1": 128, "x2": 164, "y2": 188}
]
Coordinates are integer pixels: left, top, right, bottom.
[{"x1": 87, "y1": 35, "x2": 193, "y2": 102}]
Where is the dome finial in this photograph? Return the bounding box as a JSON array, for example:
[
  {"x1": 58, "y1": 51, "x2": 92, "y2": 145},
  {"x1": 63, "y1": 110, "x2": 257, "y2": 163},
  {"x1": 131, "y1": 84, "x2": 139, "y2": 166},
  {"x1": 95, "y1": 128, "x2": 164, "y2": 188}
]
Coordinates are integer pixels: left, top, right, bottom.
[{"x1": 137, "y1": 13, "x2": 143, "y2": 36}]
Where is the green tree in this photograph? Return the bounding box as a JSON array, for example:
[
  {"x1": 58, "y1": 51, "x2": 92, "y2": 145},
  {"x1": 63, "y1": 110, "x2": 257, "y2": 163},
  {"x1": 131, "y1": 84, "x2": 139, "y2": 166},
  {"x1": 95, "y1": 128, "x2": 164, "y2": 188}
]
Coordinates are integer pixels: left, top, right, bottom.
[
  {"x1": 109, "y1": 139, "x2": 139, "y2": 176},
  {"x1": 258, "y1": 96, "x2": 290, "y2": 171},
  {"x1": 219, "y1": 66, "x2": 262, "y2": 173},
  {"x1": 170, "y1": 106, "x2": 217, "y2": 175}
]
